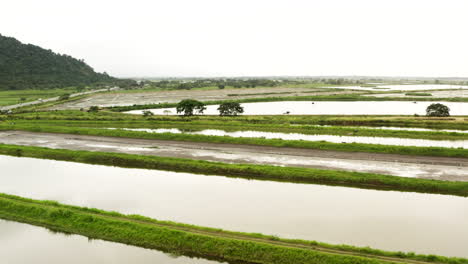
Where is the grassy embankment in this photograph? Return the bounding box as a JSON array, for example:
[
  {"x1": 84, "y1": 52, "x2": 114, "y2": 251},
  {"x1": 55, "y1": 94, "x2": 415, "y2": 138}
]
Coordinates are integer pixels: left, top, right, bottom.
[
  {"x1": 5, "y1": 116, "x2": 467, "y2": 141},
  {"x1": 1, "y1": 124, "x2": 466, "y2": 158},
  {"x1": 1, "y1": 193, "x2": 466, "y2": 264},
  {"x1": 0, "y1": 144, "x2": 467, "y2": 196},
  {"x1": 405, "y1": 93, "x2": 432, "y2": 96},
  {"x1": 6, "y1": 110, "x2": 468, "y2": 129}
]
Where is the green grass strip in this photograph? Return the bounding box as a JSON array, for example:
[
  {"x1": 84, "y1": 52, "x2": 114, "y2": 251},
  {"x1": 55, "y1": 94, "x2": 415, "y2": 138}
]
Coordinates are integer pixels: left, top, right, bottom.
[
  {"x1": 4, "y1": 118, "x2": 468, "y2": 140},
  {"x1": 0, "y1": 143, "x2": 467, "y2": 196},
  {"x1": 0, "y1": 193, "x2": 466, "y2": 264},
  {"x1": 6, "y1": 110, "x2": 468, "y2": 130},
  {"x1": 1, "y1": 124, "x2": 467, "y2": 158}
]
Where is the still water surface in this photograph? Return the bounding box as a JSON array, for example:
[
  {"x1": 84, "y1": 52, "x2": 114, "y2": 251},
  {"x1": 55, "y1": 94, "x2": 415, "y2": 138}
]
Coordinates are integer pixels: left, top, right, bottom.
[
  {"x1": 0, "y1": 219, "x2": 223, "y2": 264},
  {"x1": 1, "y1": 155, "x2": 467, "y2": 258},
  {"x1": 113, "y1": 128, "x2": 468, "y2": 148},
  {"x1": 332, "y1": 84, "x2": 468, "y2": 91},
  {"x1": 127, "y1": 101, "x2": 468, "y2": 115}
]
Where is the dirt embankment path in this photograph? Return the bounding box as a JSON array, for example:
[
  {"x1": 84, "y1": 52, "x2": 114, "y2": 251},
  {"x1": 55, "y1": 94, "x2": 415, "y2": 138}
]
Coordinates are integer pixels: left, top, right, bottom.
[{"x1": 0, "y1": 131, "x2": 467, "y2": 181}]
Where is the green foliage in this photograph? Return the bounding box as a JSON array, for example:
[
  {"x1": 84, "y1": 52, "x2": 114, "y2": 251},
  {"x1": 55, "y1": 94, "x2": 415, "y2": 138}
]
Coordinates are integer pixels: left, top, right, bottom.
[
  {"x1": 0, "y1": 143, "x2": 467, "y2": 196},
  {"x1": 0, "y1": 34, "x2": 115, "y2": 90},
  {"x1": 58, "y1": 93, "x2": 71, "y2": 100},
  {"x1": 426, "y1": 103, "x2": 450, "y2": 117},
  {"x1": 405, "y1": 92, "x2": 432, "y2": 96},
  {"x1": 176, "y1": 99, "x2": 206, "y2": 116},
  {"x1": 87, "y1": 106, "x2": 99, "y2": 113},
  {"x1": 142, "y1": 110, "x2": 154, "y2": 117},
  {"x1": 217, "y1": 102, "x2": 244, "y2": 116}
]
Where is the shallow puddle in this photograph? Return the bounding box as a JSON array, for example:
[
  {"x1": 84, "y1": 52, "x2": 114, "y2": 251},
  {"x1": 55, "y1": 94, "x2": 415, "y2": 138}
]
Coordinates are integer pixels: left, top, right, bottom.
[{"x1": 1, "y1": 155, "x2": 467, "y2": 258}]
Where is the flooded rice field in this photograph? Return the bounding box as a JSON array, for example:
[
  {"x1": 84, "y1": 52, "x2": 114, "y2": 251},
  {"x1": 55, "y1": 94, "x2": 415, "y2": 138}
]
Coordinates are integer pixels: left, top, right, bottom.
[
  {"x1": 114, "y1": 128, "x2": 468, "y2": 149},
  {"x1": 0, "y1": 220, "x2": 222, "y2": 264},
  {"x1": 1, "y1": 155, "x2": 467, "y2": 257},
  {"x1": 314, "y1": 125, "x2": 468, "y2": 134},
  {"x1": 127, "y1": 101, "x2": 468, "y2": 116},
  {"x1": 365, "y1": 89, "x2": 468, "y2": 98},
  {"x1": 331, "y1": 84, "x2": 468, "y2": 91},
  {"x1": 1, "y1": 131, "x2": 466, "y2": 181}
]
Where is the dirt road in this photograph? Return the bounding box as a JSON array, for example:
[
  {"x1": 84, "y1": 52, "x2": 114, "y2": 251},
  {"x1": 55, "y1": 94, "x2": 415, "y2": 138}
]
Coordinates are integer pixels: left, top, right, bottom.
[{"x1": 0, "y1": 130, "x2": 466, "y2": 181}]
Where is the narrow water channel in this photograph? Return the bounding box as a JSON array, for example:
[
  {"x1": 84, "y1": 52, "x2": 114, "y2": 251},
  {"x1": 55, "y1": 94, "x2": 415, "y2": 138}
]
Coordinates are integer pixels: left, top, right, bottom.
[
  {"x1": 0, "y1": 219, "x2": 225, "y2": 264},
  {"x1": 113, "y1": 128, "x2": 468, "y2": 148},
  {"x1": 1, "y1": 155, "x2": 467, "y2": 258}
]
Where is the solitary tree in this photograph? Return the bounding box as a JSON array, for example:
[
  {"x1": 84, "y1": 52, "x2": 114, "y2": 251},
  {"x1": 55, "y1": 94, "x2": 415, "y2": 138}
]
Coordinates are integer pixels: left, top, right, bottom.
[
  {"x1": 87, "y1": 106, "x2": 99, "y2": 113},
  {"x1": 218, "y1": 102, "x2": 244, "y2": 116},
  {"x1": 59, "y1": 93, "x2": 70, "y2": 100},
  {"x1": 426, "y1": 103, "x2": 450, "y2": 117},
  {"x1": 176, "y1": 99, "x2": 206, "y2": 116},
  {"x1": 142, "y1": 110, "x2": 154, "y2": 117}
]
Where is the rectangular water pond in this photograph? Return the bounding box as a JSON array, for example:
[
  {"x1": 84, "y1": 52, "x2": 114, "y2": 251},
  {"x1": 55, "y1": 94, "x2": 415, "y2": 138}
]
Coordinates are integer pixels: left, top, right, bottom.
[
  {"x1": 126, "y1": 101, "x2": 468, "y2": 115},
  {"x1": 0, "y1": 219, "x2": 224, "y2": 264},
  {"x1": 1, "y1": 155, "x2": 467, "y2": 258},
  {"x1": 113, "y1": 128, "x2": 468, "y2": 148}
]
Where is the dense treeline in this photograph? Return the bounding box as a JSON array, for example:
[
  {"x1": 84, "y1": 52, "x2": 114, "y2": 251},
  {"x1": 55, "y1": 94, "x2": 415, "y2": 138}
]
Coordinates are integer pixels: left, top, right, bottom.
[
  {"x1": 143, "y1": 78, "x2": 368, "y2": 90},
  {"x1": 0, "y1": 34, "x2": 129, "y2": 90}
]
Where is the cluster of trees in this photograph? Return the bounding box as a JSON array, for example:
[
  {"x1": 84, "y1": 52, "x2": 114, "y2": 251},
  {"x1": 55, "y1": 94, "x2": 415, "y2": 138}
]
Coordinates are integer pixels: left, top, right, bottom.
[
  {"x1": 172, "y1": 99, "x2": 244, "y2": 116},
  {"x1": 0, "y1": 34, "x2": 128, "y2": 90}
]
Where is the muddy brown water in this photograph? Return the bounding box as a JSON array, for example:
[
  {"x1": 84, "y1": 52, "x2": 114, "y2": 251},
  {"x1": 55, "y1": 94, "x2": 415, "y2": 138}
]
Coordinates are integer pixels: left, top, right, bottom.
[
  {"x1": 1, "y1": 155, "x2": 467, "y2": 258},
  {"x1": 0, "y1": 220, "x2": 225, "y2": 264}
]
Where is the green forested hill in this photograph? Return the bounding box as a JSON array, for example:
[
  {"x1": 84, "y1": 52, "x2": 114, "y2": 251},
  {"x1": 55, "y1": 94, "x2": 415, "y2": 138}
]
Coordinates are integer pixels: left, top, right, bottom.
[{"x1": 0, "y1": 34, "x2": 115, "y2": 90}]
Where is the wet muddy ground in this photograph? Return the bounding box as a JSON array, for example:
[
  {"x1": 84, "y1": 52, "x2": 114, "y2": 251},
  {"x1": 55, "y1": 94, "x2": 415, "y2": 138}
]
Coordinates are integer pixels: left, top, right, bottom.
[
  {"x1": 50, "y1": 87, "x2": 361, "y2": 109},
  {"x1": 1, "y1": 131, "x2": 466, "y2": 181}
]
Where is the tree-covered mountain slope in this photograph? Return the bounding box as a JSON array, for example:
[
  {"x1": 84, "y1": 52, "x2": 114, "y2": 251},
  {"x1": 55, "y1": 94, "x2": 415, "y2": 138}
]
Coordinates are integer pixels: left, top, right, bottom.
[{"x1": 0, "y1": 34, "x2": 115, "y2": 90}]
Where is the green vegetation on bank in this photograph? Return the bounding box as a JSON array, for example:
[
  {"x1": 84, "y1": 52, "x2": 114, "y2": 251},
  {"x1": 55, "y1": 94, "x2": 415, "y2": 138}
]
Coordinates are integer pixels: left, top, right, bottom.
[
  {"x1": 3, "y1": 193, "x2": 466, "y2": 264},
  {"x1": 5, "y1": 110, "x2": 467, "y2": 130},
  {"x1": 4, "y1": 117, "x2": 467, "y2": 140},
  {"x1": 0, "y1": 144, "x2": 467, "y2": 196},
  {"x1": 1, "y1": 193, "x2": 466, "y2": 264},
  {"x1": 405, "y1": 92, "x2": 432, "y2": 96},
  {"x1": 1, "y1": 124, "x2": 466, "y2": 158}
]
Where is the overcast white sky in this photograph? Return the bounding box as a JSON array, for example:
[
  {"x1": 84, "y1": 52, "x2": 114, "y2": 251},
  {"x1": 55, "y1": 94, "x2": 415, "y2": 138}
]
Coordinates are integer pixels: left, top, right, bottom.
[{"x1": 2, "y1": 0, "x2": 468, "y2": 78}]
